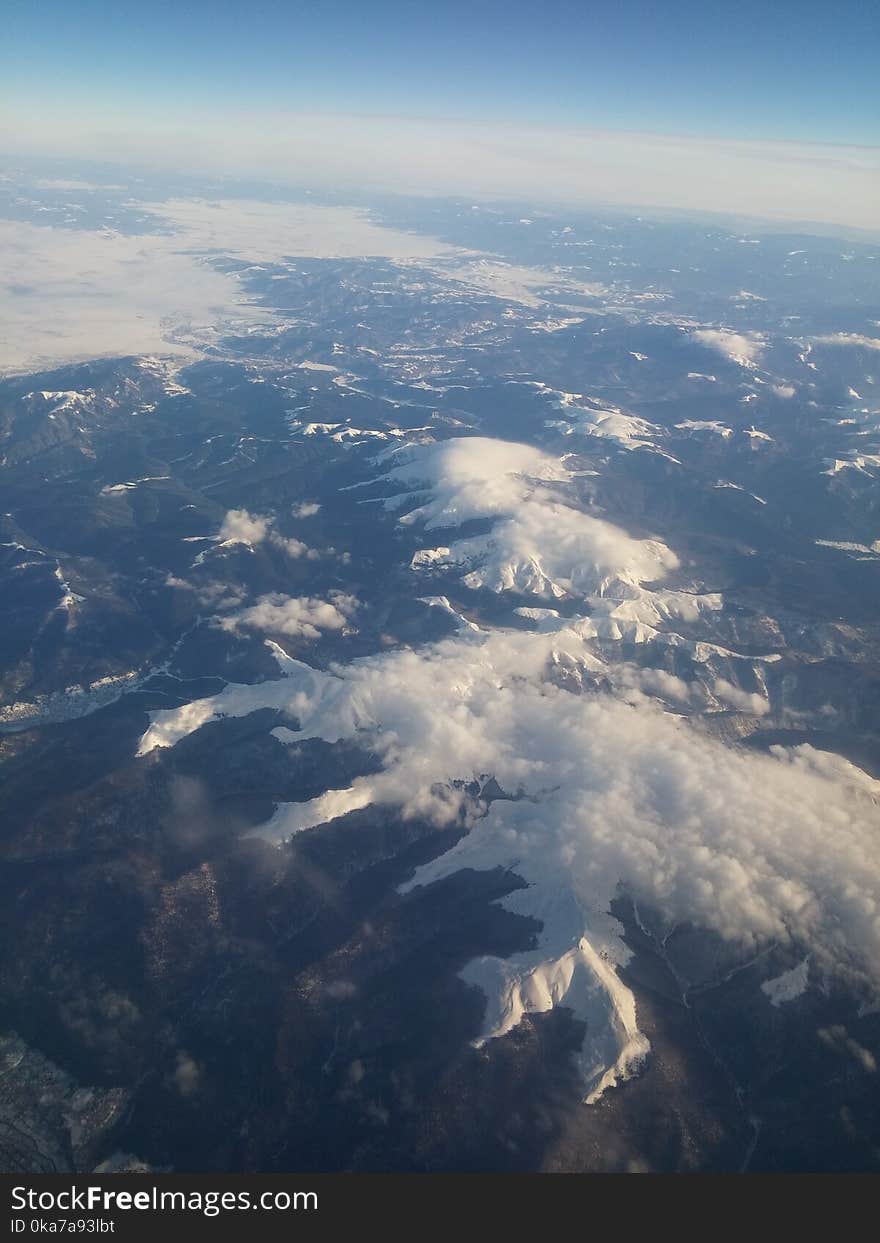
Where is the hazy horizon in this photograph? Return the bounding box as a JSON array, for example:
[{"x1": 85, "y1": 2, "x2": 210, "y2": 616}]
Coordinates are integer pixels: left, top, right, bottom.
[{"x1": 5, "y1": 0, "x2": 879, "y2": 233}]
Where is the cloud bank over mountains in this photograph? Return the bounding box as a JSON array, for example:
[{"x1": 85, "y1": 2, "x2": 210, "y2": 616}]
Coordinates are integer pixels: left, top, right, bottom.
[
  {"x1": 138, "y1": 586, "x2": 880, "y2": 1102},
  {"x1": 138, "y1": 435, "x2": 880, "y2": 1103},
  {"x1": 372, "y1": 437, "x2": 679, "y2": 598},
  {"x1": 5, "y1": 110, "x2": 880, "y2": 234}
]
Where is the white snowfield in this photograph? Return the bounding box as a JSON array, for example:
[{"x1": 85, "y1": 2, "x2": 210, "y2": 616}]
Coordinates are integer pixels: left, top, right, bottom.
[
  {"x1": 1, "y1": 671, "x2": 142, "y2": 731},
  {"x1": 761, "y1": 958, "x2": 810, "y2": 1007},
  {"x1": 136, "y1": 434, "x2": 880, "y2": 1105},
  {"x1": 100, "y1": 475, "x2": 170, "y2": 495},
  {"x1": 451, "y1": 932, "x2": 650, "y2": 1105},
  {"x1": 823, "y1": 453, "x2": 880, "y2": 478},
  {"x1": 815, "y1": 538, "x2": 880, "y2": 558},
  {"x1": 675, "y1": 419, "x2": 733, "y2": 438},
  {"x1": 527, "y1": 382, "x2": 666, "y2": 453}
]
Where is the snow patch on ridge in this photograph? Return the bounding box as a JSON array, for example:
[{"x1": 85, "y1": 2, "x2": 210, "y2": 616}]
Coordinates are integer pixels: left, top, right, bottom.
[{"x1": 762, "y1": 958, "x2": 810, "y2": 1007}]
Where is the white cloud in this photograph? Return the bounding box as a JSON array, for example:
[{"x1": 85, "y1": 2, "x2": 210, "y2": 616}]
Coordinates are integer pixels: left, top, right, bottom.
[
  {"x1": 33, "y1": 178, "x2": 126, "y2": 192},
  {"x1": 216, "y1": 509, "x2": 319, "y2": 559},
  {"x1": 713, "y1": 678, "x2": 770, "y2": 716},
  {"x1": 814, "y1": 333, "x2": 880, "y2": 351},
  {"x1": 137, "y1": 434, "x2": 880, "y2": 1103},
  {"x1": 139, "y1": 197, "x2": 457, "y2": 264},
  {"x1": 380, "y1": 437, "x2": 568, "y2": 521},
  {"x1": 172, "y1": 1050, "x2": 202, "y2": 1097},
  {"x1": 270, "y1": 533, "x2": 318, "y2": 560},
  {"x1": 218, "y1": 508, "x2": 270, "y2": 544},
  {"x1": 690, "y1": 329, "x2": 765, "y2": 367},
  {"x1": 376, "y1": 437, "x2": 678, "y2": 598},
  {"x1": 138, "y1": 620, "x2": 880, "y2": 1098},
  {"x1": 292, "y1": 502, "x2": 321, "y2": 518},
  {"x1": 223, "y1": 591, "x2": 356, "y2": 639},
  {"x1": 139, "y1": 627, "x2": 880, "y2": 1003},
  {"x1": 631, "y1": 667, "x2": 693, "y2": 703}
]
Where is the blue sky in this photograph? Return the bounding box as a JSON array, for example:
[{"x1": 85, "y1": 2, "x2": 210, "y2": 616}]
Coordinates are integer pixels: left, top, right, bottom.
[{"x1": 5, "y1": 0, "x2": 879, "y2": 145}]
